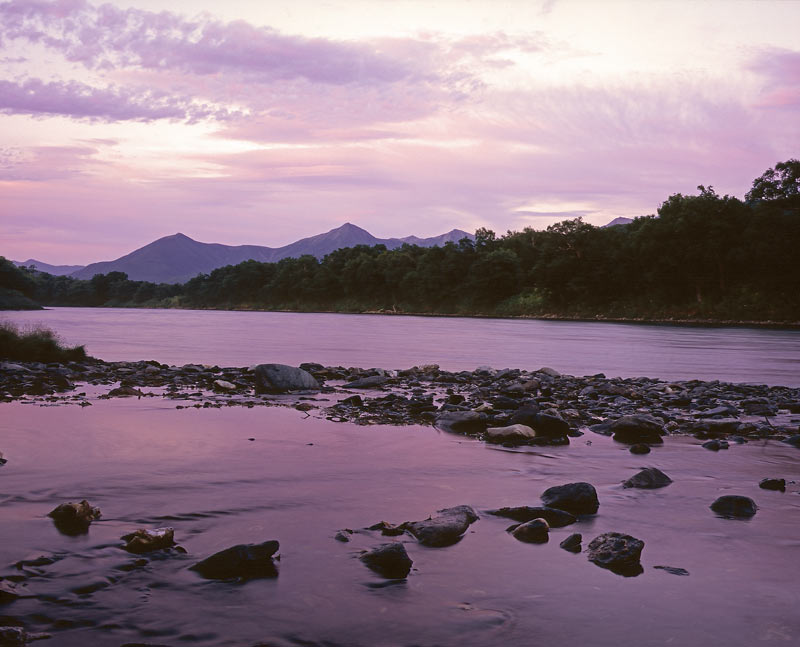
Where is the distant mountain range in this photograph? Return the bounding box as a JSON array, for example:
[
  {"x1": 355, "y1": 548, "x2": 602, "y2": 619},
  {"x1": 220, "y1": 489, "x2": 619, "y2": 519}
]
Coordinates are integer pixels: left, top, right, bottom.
[{"x1": 14, "y1": 223, "x2": 473, "y2": 284}]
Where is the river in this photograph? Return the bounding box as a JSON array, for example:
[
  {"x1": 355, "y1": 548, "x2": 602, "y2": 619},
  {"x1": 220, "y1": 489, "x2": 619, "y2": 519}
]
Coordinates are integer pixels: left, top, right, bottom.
[{"x1": 3, "y1": 307, "x2": 800, "y2": 386}]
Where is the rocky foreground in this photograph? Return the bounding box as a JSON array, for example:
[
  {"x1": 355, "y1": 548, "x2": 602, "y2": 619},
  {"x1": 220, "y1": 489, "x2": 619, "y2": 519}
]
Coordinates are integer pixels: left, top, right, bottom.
[{"x1": 1, "y1": 358, "x2": 799, "y2": 449}]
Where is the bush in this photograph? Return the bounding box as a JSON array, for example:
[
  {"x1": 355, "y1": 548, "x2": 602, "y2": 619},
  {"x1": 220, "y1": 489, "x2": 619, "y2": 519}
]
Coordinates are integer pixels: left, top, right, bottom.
[{"x1": 0, "y1": 322, "x2": 88, "y2": 363}]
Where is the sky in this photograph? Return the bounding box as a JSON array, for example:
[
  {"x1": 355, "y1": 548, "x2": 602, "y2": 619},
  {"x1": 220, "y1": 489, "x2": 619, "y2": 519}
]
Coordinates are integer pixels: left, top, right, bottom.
[{"x1": 1, "y1": 0, "x2": 798, "y2": 264}]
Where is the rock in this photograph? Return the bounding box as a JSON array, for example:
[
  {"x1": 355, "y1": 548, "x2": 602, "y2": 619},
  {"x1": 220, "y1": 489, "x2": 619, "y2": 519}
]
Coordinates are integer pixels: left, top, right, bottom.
[
  {"x1": 702, "y1": 439, "x2": 729, "y2": 451},
  {"x1": 253, "y1": 364, "x2": 319, "y2": 393},
  {"x1": 654, "y1": 565, "x2": 690, "y2": 576},
  {"x1": 0, "y1": 452, "x2": 6, "y2": 466},
  {"x1": 629, "y1": 444, "x2": 650, "y2": 455},
  {"x1": 334, "y1": 530, "x2": 353, "y2": 542},
  {"x1": 344, "y1": 375, "x2": 387, "y2": 389},
  {"x1": 403, "y1": 505, "x2": 479, "y2": 547},
  {"x1": 759, "y1": 478, "x2": 786, "y2": 492},
  {"x1": 48, "y1": 500, "x2": 101, "y2": 534},
  {"x1": 537, "y1": 367, "x2": 561, "y2": 377},
  {"x1": 541, "y1": 482, "x2": 599, "y2": 515},
  {"x1": 487, "y1": 506, "x2": 576, "y2": 527},
  {"x1": 434, "y1": 411, "x2": 488, "y2": 435},
  {"x1": 213, "y1": 380, "x2": 236, "y2": 391},
  {"x1": 587, "y1": 532, "x2": 644, "y2": 576},
  {"x1": 623, "y1": 467, "x2": 672, "y2": 489},
  {"x1": 710, "y1": 495, "x2": 757, "y2": 518},
  {"x1": 366, "y1": 521, "x2": 405, "y2": 536},
  {"x1": 122, "y1": 528, "x2": 175, "y2": 553},
  {"x1": 0, "y1": 626, "x2": 52, "y2": 646},
  {"x1": 485, "y1": 424, "x2": 536, "y2": 444},
  {"x1": 559, "y1": 533, "x2": 582, "y2": 553},
  {"x1": 0, "y1": 580, "x2": 22, "y2": 603},
  {"x1": 190, "y1": 540, "x2": 280, "y2": 579},
  {"x1": 340, "y1": 395, "x2": 363, "y2": 406},
  {"x1": 107, "y1": 385, "x2": 145, "y2": 397},
  {"x1": 531, "y1": 412, "x2": 570, "y2": 437},
  {"x1": 610, "y1": 415, "x2": 664, "y2": 444},
  {"x1": 359, "y1": 543, "x2": 413, "y2": 579},
  {"x1": 783, "y1": 435, "x2": 800, "y2": 448},
  {"x1": 509, "y1": 405, "x2": 539, "y2": 427},
  {"x1": 510, "y1": 518, "x2": 549, "y2": 543}
]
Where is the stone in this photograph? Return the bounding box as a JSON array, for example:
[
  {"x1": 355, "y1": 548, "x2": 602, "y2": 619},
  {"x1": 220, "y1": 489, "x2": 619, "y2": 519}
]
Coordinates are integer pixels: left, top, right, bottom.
[
  {"x1": 190, "y1": 540, "x2": 280, "y2": 579},
  {"x1": 587, "y1": 532, "x2": 644, "y2": 576},
  {"x1": 122, "y1": 528, "x2": 176, "y2": 553},
  {"x1": 344, "y1": 375, "x2": 387, "y2": 389},
  {"x1": 541, "y1": 482, "x2": 599, "y2": 515},
  {"x1": 783, "y1": 435, "x2": 800, "y2": 448},
  {"x1": 107, "y1": 385, "x2": 145, "y2": 397},
  {"x1": 710, "y1": 495, "x2": 757, "y2": 518},
  {"x1": 403, "y1": 505, "x2": 479, "y2": 547},
  {"x1": 48, "y1": 500, "x2": 101, "y2": 534},
  {"x1": 654, "y1": 565, "x2": 690, "y2": 576},
  {"x1": 759, "y1": 478, "x2": 786, "y2": 492},
  {"x1": 537, "y1": 367, "x2": 561, "y2": 377},
  {"x1": 485, "y1": 424, "x2": 536, "y2": 444},
  {"x1": 509, "y1": 405, "x2": 539, "y2": 428},
  {"x1": 702, "y1": 439, "x2": 729, "y2": 451},
  {"x1": 359, "y1": 543, "x2": 413, "y2": 579},
  {"x1": 253, "y1": 364, "x2": 319, "y2": 393},
  {"x1": 531, "y1": 412, "x2": 570, "y2": 437},
  {"x1": 623, "y1": 467, "x2": 672, "y2": 489},
  {"x1": 510, "y1": 518, "x2": 549, "y2": 543},
  {"x1": 334, "y1": 530, "x2": 353, "y2": 542},
  {"x1": 0, "y1": 580, "x2": 22, "y2": 603},
  {"x1": 213, "y1": 380, "x2": 236, "y2": 391},
  {"x1": 559, "y1": 533, "x2": 582, "y2": 553},
  {"x1": 629, "y1": 444, "x2": 650, "y2": 455},
  {"x1": 487, "y1": 506, "x2": 576, "y2": 527},
  {"x1": 366, "y1": 521, "x2": 405, "y2": 536},
  {"x1": 434, "y1": 411, "x2": 488, "y2": 435},
  {"x1": 609, "y1": 415, "x2": 664, "y2": 444}
]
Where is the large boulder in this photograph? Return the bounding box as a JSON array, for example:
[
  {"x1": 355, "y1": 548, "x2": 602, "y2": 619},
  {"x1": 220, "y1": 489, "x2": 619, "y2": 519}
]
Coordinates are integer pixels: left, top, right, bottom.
[
  {"x1": 253, "y1": 364, "x2": 319, "y2": 393},
  {"x1": 510, "y1": 518, "x2": 549, "y2": 543},
  {"x1": 359, "y1": 543, "x2": 413, "y2": 579},
  {"x1": 587, "y1": 532, "x2": 644, "y2": 576},
  {"x1": 403, "y1": 505, "x2": 479, "y2": 547},
  {"x1": 622, "y1": 467, "x2": 672, "y2": 489},
  {"x1": 190, "y1": 540, "x2": 279, "y2": 579},
  {"x1": 541, "y1": 482, "x2": 599, "y2": 515},
  {"x1": 609, "y1": 415, "x2": 664, "y2": 444},
  {"x1": 710, "y1": 495, "x2": 757, "y2": 518},
  {"x1": 434, "y1": 411, "x2": 488, "y2": 435},
  {"x1": 487, "y1": 506, "x2": 576, "y2": 528}
]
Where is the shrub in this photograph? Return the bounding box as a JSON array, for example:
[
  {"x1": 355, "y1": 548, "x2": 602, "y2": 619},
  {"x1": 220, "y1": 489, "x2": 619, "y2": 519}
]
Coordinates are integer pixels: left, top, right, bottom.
[{"x1": 0, "y1": 322, "x2": 88, "y2": 363}]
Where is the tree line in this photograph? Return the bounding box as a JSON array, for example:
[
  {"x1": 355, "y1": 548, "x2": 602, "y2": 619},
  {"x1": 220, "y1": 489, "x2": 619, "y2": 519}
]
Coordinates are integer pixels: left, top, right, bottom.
[{"x1": 2, "y1": 160, "x2": 799, "y2": 321}]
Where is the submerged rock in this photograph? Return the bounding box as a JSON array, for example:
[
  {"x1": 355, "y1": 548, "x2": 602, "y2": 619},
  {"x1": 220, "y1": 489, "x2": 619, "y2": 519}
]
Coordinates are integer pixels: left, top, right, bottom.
[
  {"x1": 654, "y1": 565, "x2": 690, "y2": 576},
  {"x1": 253, "y1": 364, "x2": 319, "y2": 393},
  {"x1": 587, "y1": 532, "x2": 644, "y2": 576},
  {"x1": 190, "y1": 540, "x2": 280, "y2": 579},
  {"x1": 403, "y1": 505, "x2": 479, "y2": 547},
  {"x1": 359, "y1": 543, "x2": 413, "y2": 579},
  {"x1": 541, "y1": 482, "x2": 599, "y2": 515},
  {"x1": 559, "y1": 533, "x2": 582, "y2": 553},
  {"x1": 434, "y1": 411, "x2": 488, "y2": 435},
  {"x1": 623, "y1": 467, "x2": 672, "y2": 489},
  {"x1": 121, "y1": 527, "x2": 176, "y2": 553},
  {"x1": 510, "y1": 518, "x2": 549, "y2": 543},
  {"x1": 710, "y1": 495, "x2": 757, "y2": 518},
  {"x1": 629, "y1": 444, "x2": 650, "y2": 455},
  {"x1": 487, "y1": 506, "x2": 576, "y2": 527},
  {"x1": 48, "y1": 500, "x2": 101, "y2": 535},
  {"x1": 759, "y1": 478, "x2": 786, "y2": 492}
]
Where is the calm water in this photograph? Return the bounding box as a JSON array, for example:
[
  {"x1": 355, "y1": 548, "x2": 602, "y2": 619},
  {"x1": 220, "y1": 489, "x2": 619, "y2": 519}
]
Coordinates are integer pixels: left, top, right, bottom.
[
  {"x1": 1, "y1": 399, "x2": 799, "y2": 646},
  {"x1": 3, "y1": 307, "x2": 800, "y2": 385}
]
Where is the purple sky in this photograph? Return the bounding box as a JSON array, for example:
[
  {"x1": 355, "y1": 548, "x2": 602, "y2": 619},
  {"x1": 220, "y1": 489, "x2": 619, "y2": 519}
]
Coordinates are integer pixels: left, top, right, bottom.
[{"x1": 1, "y1": 0, "x2": 799, "y2": 264}]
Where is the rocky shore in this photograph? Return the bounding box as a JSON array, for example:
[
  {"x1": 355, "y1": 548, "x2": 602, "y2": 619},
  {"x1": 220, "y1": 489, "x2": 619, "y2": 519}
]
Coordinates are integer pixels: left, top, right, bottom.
[{"x1": 2, "y1": 358, "x2": 799, "y2": 449}]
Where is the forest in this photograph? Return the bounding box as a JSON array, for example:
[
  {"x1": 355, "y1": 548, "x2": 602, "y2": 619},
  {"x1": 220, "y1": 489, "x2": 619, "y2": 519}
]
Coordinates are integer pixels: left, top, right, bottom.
[{"x1": 2, "y1": 160, "x2": 799, "y2": 322}]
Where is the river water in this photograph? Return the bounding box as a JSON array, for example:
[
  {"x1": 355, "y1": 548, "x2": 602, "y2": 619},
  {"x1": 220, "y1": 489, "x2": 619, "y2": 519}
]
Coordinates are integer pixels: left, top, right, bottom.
[{"x1": 3, "y1": 307, "x2": 800, "y2": 386}]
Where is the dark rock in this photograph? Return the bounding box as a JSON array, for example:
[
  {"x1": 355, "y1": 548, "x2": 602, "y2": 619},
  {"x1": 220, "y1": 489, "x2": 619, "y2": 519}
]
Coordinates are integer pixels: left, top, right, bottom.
[
  {"x1": 531, "y1": 412, "x2": 570, "y2": 437},
  {"x1": 710, "y1": 495, "x2": 757, "y2": 518},
  {"x1": 541, "y1": 482, "x2": 599, "y2": 515},
  {"x1": 697, "y1": 405, "x2": 738, "y2": 418},
  {"x1": 0, "y1": 580, "x2": 23, "y2": 603},
  {"x1": 107, "y1": 385, "x2": 145, "y2": 397},
  {"x1": 510, "y1": 518, "x2": 549, "y2": 543},
  {"x1": 0, "y1": 626, "x2": 51, "y2": 646},
  {"x1": 359, "y1": 543, "x2": 412, "y2": 579},
  {"x1": 587, "y1": 532, "x2": 644, "y2": 576},
  {"x1": 434, "y1": 411, "x2": 488, "y2": 435},
  {"x1": 48, "y1": 500, "x2": 101, "y2": 535},
  {"x1": 654, "y1": 565, "x2": 690, "y2": 576},
  {"x1": 487, "y1": 506, "x2": 576, "y2": 527},
  {"x1": 190, "y1": 540, "x2": 280, "y2": 579},
  {"x1": 783, "y1": 435, "x2": 800, "y2": 448},
  {"x1": 623, "y1": 467, "x2": 672, "y2": 489},
  {"x1": 610, "y1": 415, "x2": 664, "y2": 444},
  {"x1": 403, "y1": 505, "x2": 478, "y2": 547},
  {"x1": 334, "y1": 529, "x2": 353, "y2": 542},
  {"x1": 344, "y1": 375, "x2": 387, "y2": 389},
  {"x1": 253, "y1": 364, "x2": 319, "y2": 393},
  {"x1": 366, "y1": 521, "x2": 406, "y2": 536},
  {"x1": 759, "y1": 478, "x2": 786, "y2": 492},
  {"x1": 341, "y1": 395, "x2": 363, "y2": 406},
  {"x1": 122, "y1": 528, "x2": 176, "y2": 553},
  {"x1": 559, "y1": 533, "x2": 582, "y2": 553},
  {"x1": 629, "y1": 444, "x2": 650, "y2": 455},
  {"x1": 702, "y1": 439, "x2": 729, "y2": 451},
  {"x1": 492, "y1": 395, "x2": 520, "y2": 410}
]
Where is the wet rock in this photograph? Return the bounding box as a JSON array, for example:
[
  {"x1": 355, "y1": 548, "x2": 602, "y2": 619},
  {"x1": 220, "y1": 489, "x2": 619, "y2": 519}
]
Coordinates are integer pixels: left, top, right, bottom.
[
  {"x1": 654, "y1": 565, "x2": 690, "y2": 576},
  {"x1": 344, "y1": 375, "x2": 387, "y2": 389},
  {"x1": 610, "y1": 415, "x2": 664, "y2": 444},
  {"x1": 587, "y1": 532, "x2": 644, "y2": 576},
  {"x1": 434, "y1": 411, "x2": 488, "y2": 435},
  {"x1": 253, "y1": 364, "x2": 319, "y2": 393},
  {"x1": 559, "y1": 533, "x2": 582, "y2": 553},
  {"x1": 629, "y1": 444, "x2": 650, "y2": 455},
  {"x1": 403, "y1": 505, "x2": 479, "y2": 547},
  {"x1": 485, "y1": 424, "x2": 536, "y2": 444},
  {"x1": 537, "y1": 367, "x2": 561, "y2": 378},
  {"x1": 366, "y1": 521, "x2": 405, "y2": 537},
  {"x1": 0, "y1": 452, "x2": 6, "y2": 466},
  {"x1": 759, "y1": 478, "x2": 786, "y2": 492},
  {"x1": 702, "y1": 439, "x2": 729, "y2": 451},
  {"x1": 710, "y1": 495, "x2": 757, "y2": 518},
  {"x1": 107, "y1": 385, "x2": 145, "y2": 397},
  {"x1": 48, "y1": 500, "x2": 101, "y2": 535},
  {"x1": 122, "y1": 528, "x2": 176, "y2": 553},
  {"x1": 359, "y1": 543, "x2": 413, "y2": 579},
  {"x1": 510, "y1": 518, "x2": 549, "y2": 543},
  {"x1": 0, "y1": 580, "x2": 23, "y2": 603},
  {"x1": 213, "y1": 380, "x2": 236, "y2": 391},
  {"x1": 623, "y1": 467, "x2": 672, "y2": 489},
  {"x1": 487, "y1": 506, "x2": 576, "y2": 527},
  {"x1": 190, "y1": 540, "x2": 280, "y2": 579},
  {"x1": 530, "y1": 412, "x2": 570, "y2": 437},
  {"x1": 0, "y1": 626, "x2": 51, "y2": 645},
  {"x1": 541, "y1": 482, "x2": 599, "y2": 515},
  {"x1": 340, "y1": 395, "x2": 363, "y2": 406},
  {"x1": 783, "y1": 435, "x2": 800, "y2": 448},
  {"x1": 334, "y1": 529, "x2": 353, "y2": 542}
]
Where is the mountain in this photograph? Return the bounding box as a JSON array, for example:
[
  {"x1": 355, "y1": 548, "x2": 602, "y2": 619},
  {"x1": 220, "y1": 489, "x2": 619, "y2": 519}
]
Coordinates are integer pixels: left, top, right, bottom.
[
  {"x1": 602, "y1": 217, "x2": 634, "y2": 227},
  {"x1": 69, "y1": 223, "x2": 474, "y2": 284},
  {"x1": 13, "y1": 259, "x2": 86, "y2": 276}
]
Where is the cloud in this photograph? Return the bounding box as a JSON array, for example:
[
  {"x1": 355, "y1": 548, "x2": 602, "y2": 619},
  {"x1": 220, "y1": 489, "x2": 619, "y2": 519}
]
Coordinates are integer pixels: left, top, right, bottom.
[{"x1": 750, "y1": 47, "x2": 800, "y2": 109}]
